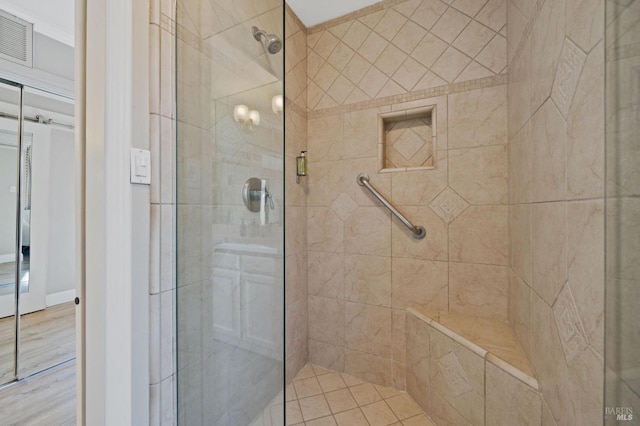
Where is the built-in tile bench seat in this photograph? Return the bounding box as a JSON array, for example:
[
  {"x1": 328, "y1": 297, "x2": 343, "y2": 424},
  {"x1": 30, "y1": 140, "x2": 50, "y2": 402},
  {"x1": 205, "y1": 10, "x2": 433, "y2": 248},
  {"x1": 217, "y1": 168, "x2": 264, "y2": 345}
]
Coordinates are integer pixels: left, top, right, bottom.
[{"x1": 405, "y1": 308, "x2": 541, "y2": 426}]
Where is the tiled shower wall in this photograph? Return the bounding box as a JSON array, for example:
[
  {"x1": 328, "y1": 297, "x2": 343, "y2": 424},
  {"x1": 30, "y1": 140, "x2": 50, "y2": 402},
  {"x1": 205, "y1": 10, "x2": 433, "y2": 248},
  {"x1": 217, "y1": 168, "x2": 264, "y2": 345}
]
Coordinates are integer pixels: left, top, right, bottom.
[
  {"x1": 507, "y1": 0, "x2": 605, "y2": 424},
  {"x1": 305, "y1": 0, "x2": 510, "y2": 390},
  {"x1": 149, "y1": 0, "x2": 177, "y2": 423},
  {"x1": 284, "y1": 5, "x2": 309, "y2": 384}
]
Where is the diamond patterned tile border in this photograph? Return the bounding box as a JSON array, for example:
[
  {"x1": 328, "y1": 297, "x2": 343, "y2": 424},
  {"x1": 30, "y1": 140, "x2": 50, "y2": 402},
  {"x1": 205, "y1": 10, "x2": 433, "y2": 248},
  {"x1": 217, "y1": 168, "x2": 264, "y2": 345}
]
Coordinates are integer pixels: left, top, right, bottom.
[
  {"x1": 429, "y1": 188, "x2": 469, "y2": 224},
  {"x1": 307, "y1": 0, "x2": 507, "y2": 111}
]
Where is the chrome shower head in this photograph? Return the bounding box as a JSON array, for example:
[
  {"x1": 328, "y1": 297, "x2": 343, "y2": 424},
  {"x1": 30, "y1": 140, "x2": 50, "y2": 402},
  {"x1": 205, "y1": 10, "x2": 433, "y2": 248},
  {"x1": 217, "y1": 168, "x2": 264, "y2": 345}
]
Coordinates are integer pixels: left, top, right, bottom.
[{"x1": 252, "y1": 26, "x2": 282, "y2": 54}]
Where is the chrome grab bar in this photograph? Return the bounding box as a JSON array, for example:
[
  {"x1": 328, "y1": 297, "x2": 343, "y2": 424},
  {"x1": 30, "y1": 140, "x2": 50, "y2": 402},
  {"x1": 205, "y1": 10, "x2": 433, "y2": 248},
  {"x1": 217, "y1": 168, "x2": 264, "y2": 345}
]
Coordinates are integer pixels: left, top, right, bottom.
[{"x1": 357, "y1": 173, "x2": 426, "y2": 239}]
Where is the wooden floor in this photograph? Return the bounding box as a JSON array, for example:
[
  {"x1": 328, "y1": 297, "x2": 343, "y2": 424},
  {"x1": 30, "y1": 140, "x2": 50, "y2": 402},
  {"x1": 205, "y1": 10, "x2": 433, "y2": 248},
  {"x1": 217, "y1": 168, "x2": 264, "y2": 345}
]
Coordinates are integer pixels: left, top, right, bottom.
[
  {"x1": 0, "y1": 362, "x2": 75, "y2": 426},
  {"x1": 0, "y1": 302, "x2": 75, "y2": 381},
  {"x1": 0, "y1": 302, "x2": 76, "y2": 424}
]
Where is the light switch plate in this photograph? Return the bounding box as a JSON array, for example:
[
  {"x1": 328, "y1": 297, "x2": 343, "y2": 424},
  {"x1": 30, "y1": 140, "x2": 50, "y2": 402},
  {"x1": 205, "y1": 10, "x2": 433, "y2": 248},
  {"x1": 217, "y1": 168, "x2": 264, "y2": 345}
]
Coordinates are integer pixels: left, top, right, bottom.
[{"x1": 130, "y1": 148, "x2": 151, "y2": 185}]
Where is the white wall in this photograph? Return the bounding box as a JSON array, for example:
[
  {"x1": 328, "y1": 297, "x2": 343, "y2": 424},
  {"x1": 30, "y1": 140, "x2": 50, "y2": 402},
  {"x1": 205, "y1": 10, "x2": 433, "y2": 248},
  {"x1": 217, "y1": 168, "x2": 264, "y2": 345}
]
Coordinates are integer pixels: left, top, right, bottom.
[{"x1": 0, "y1": 31, "x2": 74, "y2": 98}]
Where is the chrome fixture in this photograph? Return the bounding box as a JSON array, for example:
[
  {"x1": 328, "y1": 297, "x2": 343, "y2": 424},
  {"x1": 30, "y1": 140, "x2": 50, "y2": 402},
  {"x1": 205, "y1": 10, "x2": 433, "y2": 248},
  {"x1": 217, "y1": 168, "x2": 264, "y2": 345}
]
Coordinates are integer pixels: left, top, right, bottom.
[
  {"x1": 243, "y1": 177, "x2": 274, "y2": 212},
  {"x1": 296, "y1": 151, "x2": 307, "y2": 184},
  {"x1": 252, "y1": 26, "x2": 282, "y2": 54},
  {"x1": 357, "y1": 173, "x2": 426, "y2": 239}
]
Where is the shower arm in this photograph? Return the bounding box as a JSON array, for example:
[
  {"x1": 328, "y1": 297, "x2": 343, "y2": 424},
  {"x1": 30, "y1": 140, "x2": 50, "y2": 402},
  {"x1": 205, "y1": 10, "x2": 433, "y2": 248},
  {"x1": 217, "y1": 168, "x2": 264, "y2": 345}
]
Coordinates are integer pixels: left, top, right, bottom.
[{"x1": 357, "y1": 173, "x2": 426, "y2": 239}]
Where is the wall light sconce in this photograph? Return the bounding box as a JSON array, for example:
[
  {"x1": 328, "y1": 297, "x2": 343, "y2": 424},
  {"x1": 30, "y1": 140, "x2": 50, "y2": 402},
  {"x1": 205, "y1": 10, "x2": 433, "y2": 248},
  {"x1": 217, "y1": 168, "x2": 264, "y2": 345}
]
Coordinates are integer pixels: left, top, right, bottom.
[
  {"x1": 296, "y1": 151, "x2": 307, "y2": 184},
  {"x1": 234, "y1": 104, "x2": 260, "y2": 129},
  {"x1": 272, "y1": 95, "x2": 283, "y2": 115}
]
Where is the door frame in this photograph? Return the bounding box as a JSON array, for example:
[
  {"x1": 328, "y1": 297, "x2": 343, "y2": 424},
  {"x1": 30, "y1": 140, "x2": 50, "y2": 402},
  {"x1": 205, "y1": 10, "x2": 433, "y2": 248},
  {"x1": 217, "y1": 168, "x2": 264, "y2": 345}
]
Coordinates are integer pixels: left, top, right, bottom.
[{"x1": 78, "y1": 0, "x2": 150, "y2": 424}]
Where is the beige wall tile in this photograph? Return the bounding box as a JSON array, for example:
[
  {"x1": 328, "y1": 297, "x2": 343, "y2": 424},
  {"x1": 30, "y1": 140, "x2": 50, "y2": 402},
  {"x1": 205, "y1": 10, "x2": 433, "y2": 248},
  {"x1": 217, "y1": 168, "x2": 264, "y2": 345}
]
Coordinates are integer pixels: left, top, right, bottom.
[
  {"x1": 413, "y1": 33, "x2": 449, "y2": 68},
  {"x1": 508, "y1": 37, "x2": 531, "y2": 135},
  {"x1": 391, "y1": 258, "x2": 448, "y2": 310},
  {"x1": 567, "y1": 200, "x2": 604, "y2": 356},
  {"x1": 477, "y1": 34, "x2": 507, "y2": 73},
  {"x1": 456, "y1": 60, "x2": 495, "y2": 82},
  {"x1": 429, "y1": 393, "x2": 473, "y2": 426},
  {"x1": 450, "y1": 263, "x2": 509, "y2": 320},
  {"x1": 453, "y1": 21, "x2": 496, "y2": 58},
  {"x1": 391, "y1": 206, "x2": 448, "y2": 261},
  {"x1": 510, "y1": 203, "x2": 532, "y2": 285},
  {"x1": 309, "y1": 296, "x2": 345, "y2": 346},
  {"x1": 308, "y1": 160, "x2": 345, "y2": 207},
  {"x1": 344, "y1": 349, "x2": 393, "y2": 387},
  {"x1": 567, "y1": 42, "x2": 604, "y2": 200},
  {"x1": 529, "y1": 292, "x2": 571, "y2": 423},
  {"x1": 507, "y1": 1, "x2": 527, "y2": 63},
  {"x1": 411, "y1": 0, "x2": 448, "y2": 30},
  {"x1": 530, "y1": 0, "x2": 565, "y2": 112},
  {"x1": 344, "y1": 107, "x2": 386, "y2": 159},
  {"x1": 307, "y1": 207, "x2": 344, "y2": 252},
  {"x1": 344, "y1": 157, "x2": 392, "y2": 207},
  {"x1": 565, "y1": 0, "x2": 604, "y2": 52},
  {"x1": 344, "y1": 254, "x2": 391, "y2": 306},
  {"x1": 308, "y1": 115, "x2": 344, "y2": 161},
  {"x1": 449, "y1": 145, "x2": 508, "y2": 205},
  {"x1": 509, "y1": 122, "x2": 532, "y2": 204},
  {"x1": 449, "y1": 205, "x2": 509, "y2": 265},
  {"x1": 475, "y1": 0, "x2": 507, "y2": 31},
  {"x1": 391, "y1": 151, "x2": 448, "y2": 206},
  {"x1": 532, "y1": 202, "x2": 567, "y2": 305},
  {"x1": 345, "y1": 302, "x2": 392, "y2": 358},
  {"x1": 308, "y1": 251, "x2": 345, "y2": 299},
  {"x1": 432, "y1": 8, "x2": 471, "y2": 44},
  {"x1": 309, "y1": 340, "x2": 345, "y2": 373},
  {"x1": 448, "y1": 85, "x2": 507, "y2": 149},
  {"x1": 405, "y1": 313, "x2": 430, "y2": 412},
  {"x1": 431, "y1": 46, "x2": 471, "y2": 82},
  {"x1": 531, "y1": 100, "x2": 567, "y2": 202},
  {"x1": 344, "y1": 207, "x2": 391, "y2": 256},
  {"x1": 391, "y1": 309, "x2": 406, "y2": 363},
  {"x1": 509, "y1": 271, "x2": 533, "y2": 356},
  {"x1": 429, "y1": 327, "x2": 485, "y2": 425},
  {"x1": 486, "y1": 362, "x2": 541, "y2": 426}
]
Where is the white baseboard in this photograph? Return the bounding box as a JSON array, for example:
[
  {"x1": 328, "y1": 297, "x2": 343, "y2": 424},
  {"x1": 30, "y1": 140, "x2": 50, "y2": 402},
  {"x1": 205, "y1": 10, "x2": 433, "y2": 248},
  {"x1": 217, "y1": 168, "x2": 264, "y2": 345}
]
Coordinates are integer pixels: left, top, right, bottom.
[
  {"x1": 0, "y1": 253, "x2": 22, "y2": 263},
  {"x1": 46, "y1": 289, "x2": 76, "y2": 307}
]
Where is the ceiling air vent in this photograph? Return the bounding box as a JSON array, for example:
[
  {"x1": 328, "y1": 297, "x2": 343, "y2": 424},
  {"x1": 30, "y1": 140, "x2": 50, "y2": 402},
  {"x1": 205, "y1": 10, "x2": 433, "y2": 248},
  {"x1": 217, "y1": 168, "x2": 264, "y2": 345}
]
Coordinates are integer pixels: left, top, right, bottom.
[{"x1": 0, "y1": 9, "x2": 33, "y2": 68}]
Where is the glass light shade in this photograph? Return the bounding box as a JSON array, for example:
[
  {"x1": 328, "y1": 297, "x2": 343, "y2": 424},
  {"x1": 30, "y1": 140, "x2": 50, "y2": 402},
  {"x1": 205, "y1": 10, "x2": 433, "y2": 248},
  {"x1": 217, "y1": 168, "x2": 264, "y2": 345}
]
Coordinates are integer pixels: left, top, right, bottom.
[
  {"x1": 249, "y1": 110, "x2": 260, "y2": 126},
  {"x1": 234, "y1": 104, "x2": 250, "y2": 122},
  {"x1": 271, "y1": 95, "x2": 283, "y2": 114}
]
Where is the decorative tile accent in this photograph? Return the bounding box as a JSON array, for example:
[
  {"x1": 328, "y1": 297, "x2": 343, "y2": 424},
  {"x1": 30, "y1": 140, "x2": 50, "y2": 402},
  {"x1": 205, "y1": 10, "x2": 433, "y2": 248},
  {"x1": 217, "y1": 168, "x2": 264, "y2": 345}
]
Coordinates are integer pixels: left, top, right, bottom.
[
  {"x1": 307, "y1": 0, "x2": 507, "y2": 111},
  {"x1": 551, "y1": 38, "x2": 587, "y2": 117},
  {"x1": 428, "y1": 188, "x2": 469, "y2": 224},
  {"x1": 330, "y1": 193, "x2": 359, "y2": 221},
  {"x1": 382, "y1": 109, "x2": 435, "y2": 169},
  {"x1": 553, "y1": 284, "x2": 588, "y2": 364},
  {"x1": 437, "y1": 352, "x2": 475, "y2": 397}
]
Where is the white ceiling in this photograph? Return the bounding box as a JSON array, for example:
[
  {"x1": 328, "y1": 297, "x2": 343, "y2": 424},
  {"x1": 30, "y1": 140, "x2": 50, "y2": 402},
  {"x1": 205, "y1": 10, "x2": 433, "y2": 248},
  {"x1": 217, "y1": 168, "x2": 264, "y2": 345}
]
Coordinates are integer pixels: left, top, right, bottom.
[
  {"x1": 0, "y1": 0, "x2": 74, "y2": 47},
  {"x1": 287, "y1": 0, "x2": 384, "y2": 27},
  {"x1": 0, "y1": 0, "x2": 379, "y2": 45}
]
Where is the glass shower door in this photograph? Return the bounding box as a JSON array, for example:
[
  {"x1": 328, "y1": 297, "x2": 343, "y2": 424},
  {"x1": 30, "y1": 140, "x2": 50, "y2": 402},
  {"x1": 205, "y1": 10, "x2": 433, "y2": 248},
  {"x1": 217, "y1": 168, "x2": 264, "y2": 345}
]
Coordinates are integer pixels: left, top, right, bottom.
[
  {"x1": 605, "y1": 0, "x2": 640, "y2": 421},
  {"x1": 176, "y1": 1, "x2": 285, "y2": 424}
]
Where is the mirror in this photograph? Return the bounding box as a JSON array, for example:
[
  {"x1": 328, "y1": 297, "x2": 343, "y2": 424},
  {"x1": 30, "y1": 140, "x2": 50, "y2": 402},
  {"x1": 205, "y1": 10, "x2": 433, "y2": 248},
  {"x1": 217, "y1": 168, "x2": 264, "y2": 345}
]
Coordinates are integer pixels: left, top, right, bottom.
[{"x1": 0, "y1": 80, "x2": 22, "y2": 385}]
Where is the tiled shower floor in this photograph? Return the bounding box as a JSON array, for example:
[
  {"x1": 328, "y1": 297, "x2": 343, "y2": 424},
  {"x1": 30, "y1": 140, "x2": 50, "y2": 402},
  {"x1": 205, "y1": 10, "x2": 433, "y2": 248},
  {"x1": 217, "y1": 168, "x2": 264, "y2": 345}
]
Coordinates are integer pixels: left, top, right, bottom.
[{"x1": 284, "y1": 364, "x2": 434, "y2": 426}]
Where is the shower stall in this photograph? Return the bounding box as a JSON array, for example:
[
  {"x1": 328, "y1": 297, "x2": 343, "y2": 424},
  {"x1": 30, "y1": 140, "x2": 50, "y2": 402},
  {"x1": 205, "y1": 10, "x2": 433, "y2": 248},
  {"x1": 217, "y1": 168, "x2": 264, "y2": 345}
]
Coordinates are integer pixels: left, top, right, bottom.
[
  {"x1": 175, "y1": 1, "x2": 286, "y2": 423},
  {"x1": 172, "y1": 0, "x2": 639, "y2": 424}
]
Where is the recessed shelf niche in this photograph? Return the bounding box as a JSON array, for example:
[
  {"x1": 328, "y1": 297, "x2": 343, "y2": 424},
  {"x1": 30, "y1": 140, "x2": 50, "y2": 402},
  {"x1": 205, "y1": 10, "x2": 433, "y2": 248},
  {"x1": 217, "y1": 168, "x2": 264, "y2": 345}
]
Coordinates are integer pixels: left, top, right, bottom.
[{"x1": 378, "y1": 106, "x2": 437, "y2": 172}]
